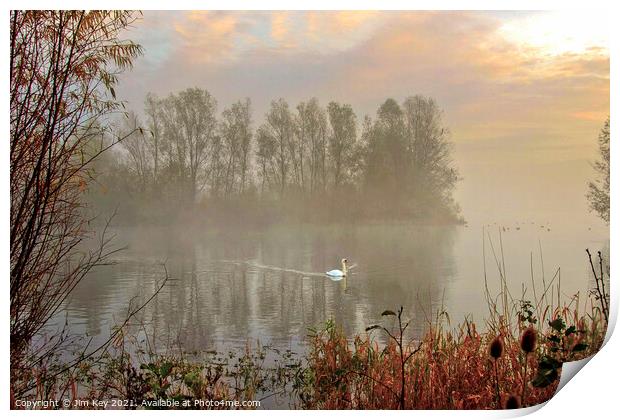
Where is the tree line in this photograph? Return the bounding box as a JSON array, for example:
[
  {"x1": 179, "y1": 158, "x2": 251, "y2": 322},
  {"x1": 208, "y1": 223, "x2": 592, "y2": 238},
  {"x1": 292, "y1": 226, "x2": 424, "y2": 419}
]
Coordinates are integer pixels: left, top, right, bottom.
[{"x1": 90, "y1": 88, "x2": 461, "y2": 223}]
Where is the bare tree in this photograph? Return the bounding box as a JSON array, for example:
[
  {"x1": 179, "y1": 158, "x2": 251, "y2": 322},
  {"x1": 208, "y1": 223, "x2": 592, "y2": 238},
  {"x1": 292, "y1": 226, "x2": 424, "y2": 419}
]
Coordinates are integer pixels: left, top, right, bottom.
[
  {"x1": 10, "y1": 10, "x2": 142, "y2": 388},
  {"x1": 256, "y1": 125, "x2": 276, "y2": 195},
  {"x1": 327, "y1": 102, "x2": 357, "y2": 191},
  {"x1": 158, "y1": 88, "x2": 218, "y2": 203},
  {"x1": 587, "y1": 117, "x2": 610, "y2": 223},
  {"x1": 220, "y1": 98, "x2": 253, "y2": 196},
  {"x1": 260, "y1": 99, "x2": 294, "y2": 197},
  {"x1": 296, "y1": 98, "x2": 328, "y2": 194},
  {"x1": 144, "y1": 93, "x2": 162, "y2": 183},
  {"x1": 119, "y1": 111, "x2": 152, "y2": 192}
]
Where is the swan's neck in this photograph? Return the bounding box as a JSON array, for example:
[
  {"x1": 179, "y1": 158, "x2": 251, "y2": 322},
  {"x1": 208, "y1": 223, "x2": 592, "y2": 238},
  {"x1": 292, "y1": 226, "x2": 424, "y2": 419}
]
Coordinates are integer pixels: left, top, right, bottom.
[{"x1": 342, "y1": 261, "x2": 348, "y2": 276}]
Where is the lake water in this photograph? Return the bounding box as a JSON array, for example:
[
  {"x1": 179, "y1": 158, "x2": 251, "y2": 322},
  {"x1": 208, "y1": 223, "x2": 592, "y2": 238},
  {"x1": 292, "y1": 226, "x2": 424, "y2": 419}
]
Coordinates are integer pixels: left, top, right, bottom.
[{"x1": 58, "y1": 218, "x2": 608, "y2": 354}]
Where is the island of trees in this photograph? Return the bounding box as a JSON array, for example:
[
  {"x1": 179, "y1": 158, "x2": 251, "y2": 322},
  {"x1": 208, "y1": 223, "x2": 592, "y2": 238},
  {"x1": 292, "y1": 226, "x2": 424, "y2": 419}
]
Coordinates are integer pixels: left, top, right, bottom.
[{"x1": 90, "y1": 90, "x2": 462, "y2": 224}]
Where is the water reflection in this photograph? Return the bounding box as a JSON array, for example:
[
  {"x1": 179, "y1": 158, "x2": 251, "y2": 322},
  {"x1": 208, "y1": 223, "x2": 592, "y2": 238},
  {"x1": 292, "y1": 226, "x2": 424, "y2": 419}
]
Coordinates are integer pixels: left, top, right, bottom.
[
  {"x1": 60, "y1": 221, "x2": 607, "y2": 354},
  {"x1": 64, "y1": 223, "x2": 458, "y2": 351}
]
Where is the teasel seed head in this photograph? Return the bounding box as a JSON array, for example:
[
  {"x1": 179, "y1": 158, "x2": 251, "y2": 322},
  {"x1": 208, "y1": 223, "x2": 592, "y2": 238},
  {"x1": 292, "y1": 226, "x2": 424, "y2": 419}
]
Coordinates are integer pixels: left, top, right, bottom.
[
  {"x1": 520, "y1": 326, "x2": 537, "y2": 354},
  {"x1": 504, "y1": 393, "x2": 521, "y2": 409},
  {"x1": 489, "y1": 336, "x2": 504, "y2": 359}
]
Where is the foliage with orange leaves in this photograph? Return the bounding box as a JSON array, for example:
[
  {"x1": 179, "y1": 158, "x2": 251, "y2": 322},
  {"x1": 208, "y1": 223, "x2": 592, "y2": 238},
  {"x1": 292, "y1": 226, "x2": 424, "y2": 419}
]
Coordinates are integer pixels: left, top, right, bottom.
[{"x1": 10, "y1": 10, "x2": 143, "y2": 396}]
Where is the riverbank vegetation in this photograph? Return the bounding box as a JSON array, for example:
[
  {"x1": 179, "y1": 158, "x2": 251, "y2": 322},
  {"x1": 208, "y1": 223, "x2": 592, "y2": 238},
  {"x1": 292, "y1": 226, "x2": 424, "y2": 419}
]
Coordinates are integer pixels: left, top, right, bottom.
[{"x1": 12, "y1": 249, "x2": 608, "y2": 409}]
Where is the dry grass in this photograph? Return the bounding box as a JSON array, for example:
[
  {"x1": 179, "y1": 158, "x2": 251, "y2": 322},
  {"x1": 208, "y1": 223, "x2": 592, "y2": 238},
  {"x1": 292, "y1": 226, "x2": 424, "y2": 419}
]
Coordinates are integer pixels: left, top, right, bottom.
[{"x1": 299, "y1": 302, "x2": 605, "y2": 409}]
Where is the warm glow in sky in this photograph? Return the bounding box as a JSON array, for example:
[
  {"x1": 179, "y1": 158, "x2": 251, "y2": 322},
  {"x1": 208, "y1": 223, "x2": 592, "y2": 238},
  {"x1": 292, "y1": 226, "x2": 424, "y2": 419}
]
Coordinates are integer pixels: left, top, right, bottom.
[
  {"x1": 118, "y1": 11, "x2": 609, "y2": 225},
  {"x1": 498, "y1": 10, "x2": 608, "y2": 56}
]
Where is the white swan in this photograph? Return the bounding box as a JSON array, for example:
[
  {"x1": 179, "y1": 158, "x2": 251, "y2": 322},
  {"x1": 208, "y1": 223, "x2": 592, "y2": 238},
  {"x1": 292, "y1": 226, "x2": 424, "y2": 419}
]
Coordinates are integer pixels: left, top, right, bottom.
[{"x1": 326, "y1": 258, "x2": 348, "y2": 278}]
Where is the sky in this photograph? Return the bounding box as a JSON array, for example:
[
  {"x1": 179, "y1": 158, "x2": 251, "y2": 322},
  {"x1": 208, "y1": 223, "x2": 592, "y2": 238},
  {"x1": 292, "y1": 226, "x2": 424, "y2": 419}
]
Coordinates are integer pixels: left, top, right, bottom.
[{"x1": 117, "y1": 10, "x2": 609, "y2": 227}]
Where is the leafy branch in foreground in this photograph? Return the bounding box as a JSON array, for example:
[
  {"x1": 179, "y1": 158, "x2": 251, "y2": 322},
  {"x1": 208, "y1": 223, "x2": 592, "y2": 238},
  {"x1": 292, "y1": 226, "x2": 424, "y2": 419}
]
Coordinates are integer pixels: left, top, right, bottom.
[{"x1": 10, "y1": 10, "x2": 143, "y2": 391}]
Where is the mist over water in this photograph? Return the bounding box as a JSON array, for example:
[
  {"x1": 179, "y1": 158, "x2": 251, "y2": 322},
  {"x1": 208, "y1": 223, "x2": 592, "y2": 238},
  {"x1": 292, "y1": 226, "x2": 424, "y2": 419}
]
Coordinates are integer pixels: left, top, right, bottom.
[{"x1": 59, "y1": 210, "x2": 608, "y2": 353}]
